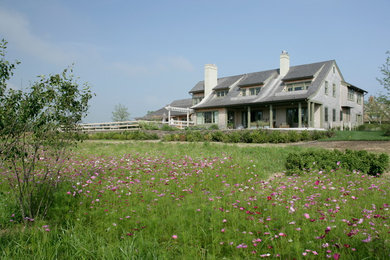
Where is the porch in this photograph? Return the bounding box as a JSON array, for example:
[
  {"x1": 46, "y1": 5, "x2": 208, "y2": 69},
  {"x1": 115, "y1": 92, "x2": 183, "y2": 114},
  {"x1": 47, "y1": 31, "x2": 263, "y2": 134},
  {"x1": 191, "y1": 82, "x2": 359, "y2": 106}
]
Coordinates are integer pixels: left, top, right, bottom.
[{"x1": 224, "y1": 101, "x2": 323, "y2": 129}]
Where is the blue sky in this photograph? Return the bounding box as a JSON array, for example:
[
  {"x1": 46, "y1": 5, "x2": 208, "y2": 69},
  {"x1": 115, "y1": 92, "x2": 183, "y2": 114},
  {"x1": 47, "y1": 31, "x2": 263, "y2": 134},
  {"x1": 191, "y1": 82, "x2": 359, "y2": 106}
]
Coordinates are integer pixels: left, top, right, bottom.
[{"x1": 1, "y1": 0, "x2": 389, "y2": 122}]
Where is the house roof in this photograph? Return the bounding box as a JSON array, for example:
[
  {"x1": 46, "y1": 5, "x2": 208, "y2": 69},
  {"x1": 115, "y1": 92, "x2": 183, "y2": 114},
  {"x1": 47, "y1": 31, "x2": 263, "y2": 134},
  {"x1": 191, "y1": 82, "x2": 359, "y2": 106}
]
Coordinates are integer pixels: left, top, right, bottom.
[
  {"x1": 192, "y1": 60, "x2": 338, "y2": 109},
  {"x1": 138, "y1": 98, "x2": 192, "y2": 120}
]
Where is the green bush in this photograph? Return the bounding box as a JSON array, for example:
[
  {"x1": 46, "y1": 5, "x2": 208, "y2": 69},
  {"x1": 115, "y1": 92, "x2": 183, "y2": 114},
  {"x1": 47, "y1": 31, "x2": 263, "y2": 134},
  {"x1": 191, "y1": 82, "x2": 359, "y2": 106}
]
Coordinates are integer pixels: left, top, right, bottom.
[
  {"x1": 208, "y1": 124, "x2": 219, "y2": 130},
  {"x1": 139, "y1": 122, "x2": 159, "y2": 130},
  {"x1": 211, "y1": 131, "x2": 226, "y2": 142},
  {"x1": 286, "y1": 149, "x2": 389, "y2": 176},
  {"x1": 248, "y1": 130, "x2": 265, "y2": 143},
  {"x1": 381, "y1": 124, "x2": 390, "y2": 136},
  {"x1": 160, "y1": 124, "x2": 177, "y2": 131},
  {"x1": 88, "y1": 131, "x2": 158, "y2": 140}
]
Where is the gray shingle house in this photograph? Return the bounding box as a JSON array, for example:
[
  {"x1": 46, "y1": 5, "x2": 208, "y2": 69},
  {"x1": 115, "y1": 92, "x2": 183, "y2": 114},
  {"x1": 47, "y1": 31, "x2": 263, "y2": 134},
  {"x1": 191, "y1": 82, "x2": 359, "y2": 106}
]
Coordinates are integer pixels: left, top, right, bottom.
[{"x1": 190, "y1": 51, "x2": 366, "y2": 129}]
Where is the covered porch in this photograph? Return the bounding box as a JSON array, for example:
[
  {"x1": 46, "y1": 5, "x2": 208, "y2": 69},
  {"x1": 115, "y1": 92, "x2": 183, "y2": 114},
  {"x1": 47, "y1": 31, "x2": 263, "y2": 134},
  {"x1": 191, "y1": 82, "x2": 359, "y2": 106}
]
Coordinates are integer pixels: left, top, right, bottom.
[{"x1": 225, "y1": 101, "x2": 323, "y2": 129}]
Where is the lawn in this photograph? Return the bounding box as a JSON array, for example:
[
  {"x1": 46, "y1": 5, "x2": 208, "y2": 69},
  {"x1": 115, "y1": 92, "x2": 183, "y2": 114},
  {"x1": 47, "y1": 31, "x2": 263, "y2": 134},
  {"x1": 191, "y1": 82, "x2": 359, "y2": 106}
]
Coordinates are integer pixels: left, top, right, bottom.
[
  {"x1": 1, "y1": 141, "x2": 389, "y2": 259},
  {"x1": 322, "y1": 130, "x2": 390, "y2": 141}
]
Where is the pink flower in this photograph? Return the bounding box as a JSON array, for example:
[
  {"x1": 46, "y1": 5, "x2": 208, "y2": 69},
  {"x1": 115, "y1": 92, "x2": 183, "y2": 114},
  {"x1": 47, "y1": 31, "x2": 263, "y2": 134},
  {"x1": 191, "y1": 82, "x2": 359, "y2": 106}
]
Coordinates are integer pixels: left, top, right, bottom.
[
  {"x1": 304, "y1": 213, "x2": 310, "y2": 219},
  {"x1": 172, "y1": 235, "x2": 178, "y2": 239},
  {"x1": 333, "y1": 253, "x2": 340, "y2": 260},
  {"x1": 221, "y1": 228, "x2": 225, "y2": 233}
]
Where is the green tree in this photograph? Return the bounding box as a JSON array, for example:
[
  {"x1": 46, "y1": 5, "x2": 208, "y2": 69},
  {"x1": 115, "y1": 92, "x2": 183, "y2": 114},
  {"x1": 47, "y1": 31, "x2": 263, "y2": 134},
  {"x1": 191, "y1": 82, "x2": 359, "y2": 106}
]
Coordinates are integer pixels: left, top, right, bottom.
[
  {"x1": 377, "y1": 51, "x2": 390, "y2": 100},
  {"x1": 0, "y1": 39, "x2": 93, "y2": 222},
  {"x1": 365, "y1": 95, "x2": 390, "y2": 124},
  {"x1": 112, "y1": 103, "x2": 130, "y2": 121}
]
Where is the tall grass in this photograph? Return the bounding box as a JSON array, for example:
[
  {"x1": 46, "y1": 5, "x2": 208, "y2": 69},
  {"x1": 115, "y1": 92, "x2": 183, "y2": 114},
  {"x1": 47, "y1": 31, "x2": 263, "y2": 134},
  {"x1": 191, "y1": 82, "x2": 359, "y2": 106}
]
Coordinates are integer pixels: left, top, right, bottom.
[{"x1": 1, "y1": 141, "x2": 389, "y2": 259}]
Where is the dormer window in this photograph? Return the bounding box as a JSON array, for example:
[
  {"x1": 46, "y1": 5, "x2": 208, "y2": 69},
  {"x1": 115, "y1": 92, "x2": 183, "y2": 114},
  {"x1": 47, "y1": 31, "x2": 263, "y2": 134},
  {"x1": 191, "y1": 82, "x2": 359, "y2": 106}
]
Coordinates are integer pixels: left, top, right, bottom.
[
  {"x1": 216, "y1": 90, "x2": 228, "y2": 97},
  {"x1": 192, "y1": 96, "x2": 204, "y2": 105},
  {"x1": 249, "y1": 87, "x2": 261, "y2": 96},
  {"x1": 241, "y1": 89, "x2": 247, "y2": 96},
  {"x1": 285, "y1": 81, "x2": 311, "y2": 92}
]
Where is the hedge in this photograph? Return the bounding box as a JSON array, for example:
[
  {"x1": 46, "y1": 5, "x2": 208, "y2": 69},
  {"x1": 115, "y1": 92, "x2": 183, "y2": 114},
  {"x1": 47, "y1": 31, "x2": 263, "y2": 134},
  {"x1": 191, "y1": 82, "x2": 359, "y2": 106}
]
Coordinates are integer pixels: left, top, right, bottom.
[
  {"x1": 163, "y1": 129, "x2": 334, "y2": 143},
  {"x1": 285, "y1": 149, "x2": 389, "y2": 176}
]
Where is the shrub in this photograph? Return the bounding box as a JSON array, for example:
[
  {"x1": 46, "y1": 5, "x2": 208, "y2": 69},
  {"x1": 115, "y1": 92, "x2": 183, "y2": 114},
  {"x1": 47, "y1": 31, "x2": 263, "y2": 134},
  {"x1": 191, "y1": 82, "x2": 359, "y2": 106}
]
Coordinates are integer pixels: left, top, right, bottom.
[
  {"x1": 211, "y1": 131, "x2": 226, "y2": 142},
  {"x1": 286, "y1": 149, "x2": 389, "y2": 176},
  {"x1": 160, "y1": 124, "x2": 177, "y2": 131},
  {"x1": 139, "y1": 122, "x2": 159, "y2": 130},
  {"x1": 249, "y1": 130, "x2": 268, "y2": 143},
  {"x1": 208, "y1": 124, "x2": 219, "y2": 130}
]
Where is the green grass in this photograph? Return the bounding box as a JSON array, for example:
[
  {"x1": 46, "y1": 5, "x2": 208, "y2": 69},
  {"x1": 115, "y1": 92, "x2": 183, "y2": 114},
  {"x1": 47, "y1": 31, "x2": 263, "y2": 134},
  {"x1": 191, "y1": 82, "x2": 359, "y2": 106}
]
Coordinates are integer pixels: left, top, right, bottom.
[
  {"x1": 1, "y1": 141, "x2": 389, "y2": 259},
  {"x1": 321, "y1": 130, "x2": 390, "y2": 141}
]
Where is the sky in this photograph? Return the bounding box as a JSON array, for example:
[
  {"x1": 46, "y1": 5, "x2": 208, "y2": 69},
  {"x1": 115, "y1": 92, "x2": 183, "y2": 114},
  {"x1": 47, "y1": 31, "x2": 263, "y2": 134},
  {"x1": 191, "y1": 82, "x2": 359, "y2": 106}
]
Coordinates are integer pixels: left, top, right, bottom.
[{"x1": 1, "y1": 0, "x2": 389, "y2": 123}]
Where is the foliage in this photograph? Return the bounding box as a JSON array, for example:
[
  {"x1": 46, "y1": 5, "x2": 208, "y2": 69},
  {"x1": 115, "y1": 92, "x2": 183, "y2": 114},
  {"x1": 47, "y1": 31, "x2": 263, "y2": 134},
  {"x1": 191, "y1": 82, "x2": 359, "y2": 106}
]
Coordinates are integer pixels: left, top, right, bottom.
[
  {"x1": 377, "y1": 51, "x2": 390, "y2": 100},
  {"x1": 0, "y1": 39, "x2": 92, "y2": 223},
  {"x1": 163, "y1": 130, "x2": 333, "y2": 143},
  {"x1": 1, "y1": 142, "x2": 389, "y2": 259},
  {"x1": 111, "y1": 103, "x2": 130, "y2": 122},
  {"x1": 139, "y1": 121, "x2": 160, "y2": 130},
  {"x1": 323, "y1": 130, "x2": 390, "y2": 141},
  {"x1": 87, "y1": 131, "x2": 159, "y2": 140},
  {"x1": 364, "y1": 96, "x2": 390, "y2": 124},
  {"x1": 286, "y1": 149, "x2": 389, "y2": 176}
]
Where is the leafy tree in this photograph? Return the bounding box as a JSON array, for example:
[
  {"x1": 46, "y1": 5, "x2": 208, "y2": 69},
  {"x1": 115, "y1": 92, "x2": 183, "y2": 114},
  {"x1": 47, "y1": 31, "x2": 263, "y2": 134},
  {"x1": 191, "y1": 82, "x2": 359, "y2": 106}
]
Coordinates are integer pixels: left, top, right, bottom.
[
  {"x1": 112, "y1": 103, "x2": 130, "y2": 122},
  {"x1": 365, "y1": 95, "x2": 390, "y2": 124},
  {"x1": 377, "y1": 51, "x2": 390, "y2": 101},
  {"x1": 0, "y1": 39, "x2": 93, "y2": 223}
]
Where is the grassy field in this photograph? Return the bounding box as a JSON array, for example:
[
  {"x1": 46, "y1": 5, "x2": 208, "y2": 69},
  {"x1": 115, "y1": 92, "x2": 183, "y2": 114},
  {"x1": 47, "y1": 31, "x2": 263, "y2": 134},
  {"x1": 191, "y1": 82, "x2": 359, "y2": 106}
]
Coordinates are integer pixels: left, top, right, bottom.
[
  {"x1": 1, "y1": 141, "x2": 389, "y2": 259},
  {"x1": 322, "y1": 130, "x2": 390, "y2": 141}
]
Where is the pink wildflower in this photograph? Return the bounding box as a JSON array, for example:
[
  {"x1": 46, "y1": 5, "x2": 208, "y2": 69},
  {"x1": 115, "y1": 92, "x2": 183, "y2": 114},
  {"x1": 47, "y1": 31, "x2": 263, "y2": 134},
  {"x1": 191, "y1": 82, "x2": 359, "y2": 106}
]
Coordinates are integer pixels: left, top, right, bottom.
[
  {"x1": 172, "y1": 235, "x2": 178, "y2": 239},
  {"x1": 304, "y1": 213, "x2": 310, "y2": 219}
]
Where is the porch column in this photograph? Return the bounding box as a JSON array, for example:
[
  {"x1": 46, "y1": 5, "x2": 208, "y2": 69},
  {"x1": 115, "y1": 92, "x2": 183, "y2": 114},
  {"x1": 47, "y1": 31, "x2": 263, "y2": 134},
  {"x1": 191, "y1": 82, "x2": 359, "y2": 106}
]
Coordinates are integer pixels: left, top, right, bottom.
[
  {"x1": 187, "y1": 110, "x2": 189, "y2": 127},
  {"x1": 320, "y1": 105, "x2": 324, "y2": 128},
  {"x1": 311, "y1": 102, "x2": 315, "y2": 128},
  {"x1": 168, "y1": 109, "x2": 171, "y2": 125},
  {"x1": 247, "y1": 106, "x2": 251, "y2": 129},
  {"x1": 269, "y1": 105, "x2": 273, "y2": 128},
  {"x1": 298, "y1": 102, "x2": 302, "y2": 128},
  {"x1": 307, "y1": 101, "x2": 311, "y2": 128}
]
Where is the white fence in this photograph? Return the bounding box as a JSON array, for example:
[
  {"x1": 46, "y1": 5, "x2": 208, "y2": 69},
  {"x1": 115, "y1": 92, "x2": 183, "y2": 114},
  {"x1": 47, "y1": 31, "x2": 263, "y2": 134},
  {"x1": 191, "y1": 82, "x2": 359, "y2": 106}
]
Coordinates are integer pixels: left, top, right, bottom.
[
  {"x1": 164, "y1": 119, "x2": 195, "y2": 129},
  {"x1": 78, "y1": 121, "x2": 140, "y2": 132}
]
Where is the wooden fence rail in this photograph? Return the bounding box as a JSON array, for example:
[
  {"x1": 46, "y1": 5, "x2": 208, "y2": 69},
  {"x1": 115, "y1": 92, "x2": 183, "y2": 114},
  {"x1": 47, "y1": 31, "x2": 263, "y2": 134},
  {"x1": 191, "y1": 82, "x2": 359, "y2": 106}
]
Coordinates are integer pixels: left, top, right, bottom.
[{"x1": 78, "y1": 121, "x2": 140, "y2": 132}]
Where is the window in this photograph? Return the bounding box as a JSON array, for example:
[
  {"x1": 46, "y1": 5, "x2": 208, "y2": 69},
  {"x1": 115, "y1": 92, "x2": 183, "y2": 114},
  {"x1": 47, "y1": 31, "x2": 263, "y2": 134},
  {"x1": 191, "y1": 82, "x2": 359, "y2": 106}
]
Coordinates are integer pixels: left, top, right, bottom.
[
  {"x1": 285, "y1": 81, "x2": 311, "y2": 92},
  {"x1": 333, "y1": 66, "x2": 335, "y2": 74},
  {"x1": 241, "y1": 89, "x2": 246, "y2": 96},
  {"x1": 348, "y1": 88, "x2": 354, "y2": 101},
  {"x1": 216, "y1": 90, "x2": 228, "y2": 97},
  {"x1": 340, "y1": 110, "x2": 343, "y2": 121},
  {"x1": 250, "y1": 110, "x2": 263, "y2": 122},
  {"x1": 192, "y1": 96, "x2": 204, "y2": 105},
  {"x1": 332, "y1": 109, "x2": 336, "y2": 122},
  {"x1": 357, "y1": 93, "x2": 362, "y2": 104},
  {"x1": 332, "y1": 84, "x2": 336, "y2": 97},
  {"x1": 356, "y1": 114, "x2": 363, "y2": 124},
  {"x1": 325, "y1": 107, "x2": 328, "y2": 122},
  {"x1": 249, "y1": 87, "x2": 261, "y2": 96},
  {"x1": 196, "y1": 111, "x2": 218, "y2": 124},
  {"x1": 325, "y1": 81, "x2": 329, "y2": 95}
]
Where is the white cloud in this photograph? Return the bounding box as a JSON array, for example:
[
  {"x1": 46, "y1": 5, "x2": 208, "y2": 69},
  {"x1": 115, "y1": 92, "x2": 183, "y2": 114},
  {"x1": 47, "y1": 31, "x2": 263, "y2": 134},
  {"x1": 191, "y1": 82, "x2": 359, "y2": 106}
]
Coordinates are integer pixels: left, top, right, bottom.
[{"x1": 0, "y1": 7, "x2": 74, "y2": 65}]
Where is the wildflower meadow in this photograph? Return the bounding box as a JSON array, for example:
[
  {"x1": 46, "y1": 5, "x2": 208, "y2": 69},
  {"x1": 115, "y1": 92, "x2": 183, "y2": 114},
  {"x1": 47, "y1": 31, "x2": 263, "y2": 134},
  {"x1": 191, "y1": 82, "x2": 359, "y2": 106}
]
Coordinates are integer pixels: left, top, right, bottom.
[{"x1": 0, "y1": 142, "x2": 389, "y2": 259}]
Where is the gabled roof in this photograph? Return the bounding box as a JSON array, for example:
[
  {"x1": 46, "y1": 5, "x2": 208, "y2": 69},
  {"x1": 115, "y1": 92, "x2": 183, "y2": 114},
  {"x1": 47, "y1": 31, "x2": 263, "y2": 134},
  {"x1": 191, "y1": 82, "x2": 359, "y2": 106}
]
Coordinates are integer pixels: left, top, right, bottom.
[
  {"x1": 192, "y1": 60, "x2": 337, "y2": 109},
  {"x1": 239, "y1": 69, "x2": 277, "y2": 87},
  {"x1": 213, "y1": 75, "x2": 243, "y2": 90},
  {"x1": 138, "y1": 98, "x2": 192, "y2": 120},
  {"x1": 282, "y1": 61, "x2": 330, "y2": 82}
]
